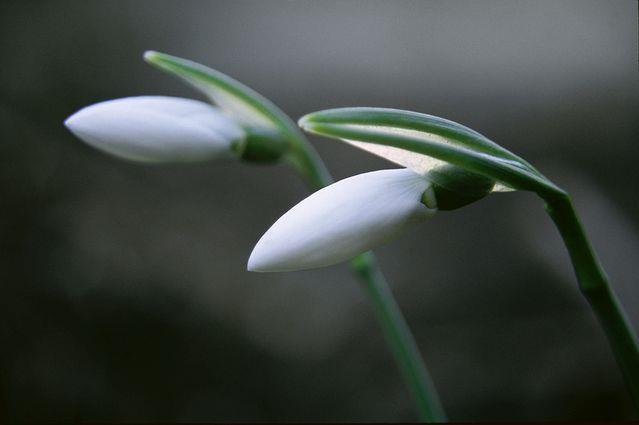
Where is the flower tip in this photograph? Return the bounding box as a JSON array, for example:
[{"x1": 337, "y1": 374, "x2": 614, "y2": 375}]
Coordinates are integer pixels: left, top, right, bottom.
[
  {"x1": 247, "y1": 235, "x2": 303, "y2": 272},
  {"x1": 63, "y1": 115, "x2": 75, "y2": 130},
  {"x1": 246, "y1": 255, "x2": 259, "y2": 272},
  {"x1": 63, "y1": 109, "x2": 88, "y2": 136},
  {"x1": 246, "y1": 246, "x2": 270, "y2": 273}
]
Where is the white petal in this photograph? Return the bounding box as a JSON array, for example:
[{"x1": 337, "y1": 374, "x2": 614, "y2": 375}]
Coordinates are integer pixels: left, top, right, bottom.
[
  {"x1": 248, "y1": 168, "x2": 435, "y2": 272},
  {"x1": 64, "y1": 96, "x2": 245, "y2": 163}
]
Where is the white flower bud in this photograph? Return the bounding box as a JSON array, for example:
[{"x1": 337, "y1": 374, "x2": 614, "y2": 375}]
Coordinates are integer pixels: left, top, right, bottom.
[
  {"x1": 248, "y1": 168, "x2": 436, "y2": 272},
  {"x1": 64, "y1": 96, "x2": 245, "y2": 163}
]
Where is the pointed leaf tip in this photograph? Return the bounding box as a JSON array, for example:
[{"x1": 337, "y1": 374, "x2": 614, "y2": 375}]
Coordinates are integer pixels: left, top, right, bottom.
[
  {"x1": 142, "y1": 50, "x2": 158, "y2": 62},
  {"x1": 297, "y1": 114, "x2": 314, "y2": 130}
]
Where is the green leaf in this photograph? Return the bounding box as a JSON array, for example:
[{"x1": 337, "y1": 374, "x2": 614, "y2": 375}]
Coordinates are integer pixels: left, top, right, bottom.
[
  {"x1": 299, "y1": 107, "x2": 562, "y2": 196},
  {"x1": 143, "y1": 50, "x2": 331, "y2": 187}
]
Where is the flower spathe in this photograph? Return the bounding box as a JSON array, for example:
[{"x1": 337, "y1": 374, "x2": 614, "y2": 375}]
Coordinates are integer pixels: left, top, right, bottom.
[
  {"x1": 65, "y1": 96, "x2": 245, "y2": 163},
  {"x1": 248, "y1": 168, "x2": 436, "y2": 272}
]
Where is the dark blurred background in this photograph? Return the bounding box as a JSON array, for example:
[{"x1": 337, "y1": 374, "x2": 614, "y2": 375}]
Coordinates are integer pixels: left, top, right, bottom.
[{"x1": 1, "y1": 0, "x2": 638, "y2": 421}]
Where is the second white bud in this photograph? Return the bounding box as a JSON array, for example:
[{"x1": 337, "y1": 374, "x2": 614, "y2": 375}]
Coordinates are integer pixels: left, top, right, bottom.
[{"x1": 65, "y1": 96, "x2": 245, "y2": 163}]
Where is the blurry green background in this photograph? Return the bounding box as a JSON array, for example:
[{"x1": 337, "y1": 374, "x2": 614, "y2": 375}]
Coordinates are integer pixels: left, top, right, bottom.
[{"x1": 1, "y1": 0, "x2": 638, "y2": 421}]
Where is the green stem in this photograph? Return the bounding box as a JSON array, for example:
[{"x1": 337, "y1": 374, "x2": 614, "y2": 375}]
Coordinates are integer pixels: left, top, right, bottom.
[
  {"x1": 291, "y1": 146, "x2": 446, "y2": 422},
  {"x1": 351, "y1": 252, "x2": 447, "y2": 422},
  {"x1": 543, "y1": 191, "x2": 639, "y2": 408},
  {"x1": 143, "y1": 51, "x2": 445, "y2": 419}
]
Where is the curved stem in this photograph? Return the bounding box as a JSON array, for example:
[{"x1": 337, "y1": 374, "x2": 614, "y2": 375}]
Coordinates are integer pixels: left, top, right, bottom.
[
  {"x1": 145, "y1": 51, "x2": 445, "y2": 419},
  {"x1": 543, "y1": 192, "x2": 639, "y2": 409},
  {"x1": 291, "y1": 147, "x2": 446, "y2": 422},
  {"x1": 351, "y1": 252, "x2": 447, "y2": 422}
]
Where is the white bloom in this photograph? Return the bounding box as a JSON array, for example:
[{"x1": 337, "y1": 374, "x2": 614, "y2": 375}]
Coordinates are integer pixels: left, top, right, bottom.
[
  {"x1": 65, "y1": 96, "x2": 245, "y2": 163},
  {"x1": 248, "y1": 168, "x2": 436, "y2": 272}
]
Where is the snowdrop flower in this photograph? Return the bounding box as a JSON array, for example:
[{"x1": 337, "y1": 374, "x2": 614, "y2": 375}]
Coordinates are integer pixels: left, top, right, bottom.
[
  {"x1": 65, "y1": 96, "x2": 245, "y2": 163},
  {"x1": 248, "y1": 168, "x2": 436, "y2": 272}
]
